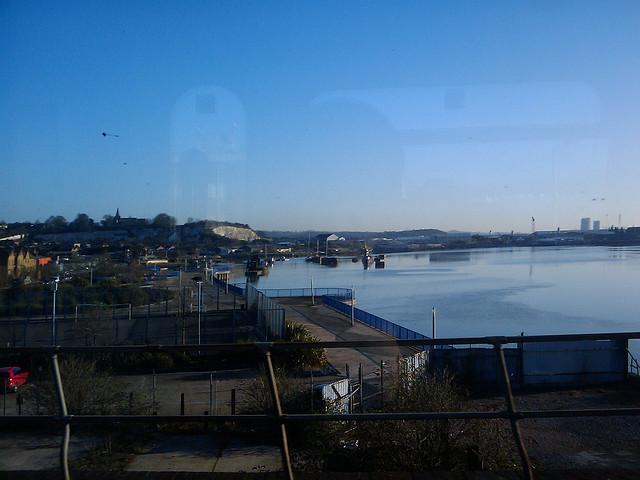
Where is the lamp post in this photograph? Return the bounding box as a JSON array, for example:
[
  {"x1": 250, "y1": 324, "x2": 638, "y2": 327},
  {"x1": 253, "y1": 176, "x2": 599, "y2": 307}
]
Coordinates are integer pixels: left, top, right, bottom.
[
  {"x1": 431, "y1": 306, "x2": 437, "y2": 340},
  {"x1": 197, "y1": 280, "x2": 203, "y2": 345},
  {"x1": 351, "y1": 287, "x2": 355, "y2": 327},
  {"x1": 51, "y1": 276, "x2": 59, "y2": 345}
]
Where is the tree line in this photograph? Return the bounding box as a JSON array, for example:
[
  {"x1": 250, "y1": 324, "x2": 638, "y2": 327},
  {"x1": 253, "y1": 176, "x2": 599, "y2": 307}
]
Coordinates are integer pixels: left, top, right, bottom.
[{"x1": 5, "y1": 212, "x2": 178, "y2": 233}]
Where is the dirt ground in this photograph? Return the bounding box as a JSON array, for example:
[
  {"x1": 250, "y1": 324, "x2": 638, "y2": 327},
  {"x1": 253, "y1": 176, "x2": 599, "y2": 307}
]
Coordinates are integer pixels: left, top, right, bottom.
[{"x1": 470, "y1": 380, "x2": 640, "y2": 471}]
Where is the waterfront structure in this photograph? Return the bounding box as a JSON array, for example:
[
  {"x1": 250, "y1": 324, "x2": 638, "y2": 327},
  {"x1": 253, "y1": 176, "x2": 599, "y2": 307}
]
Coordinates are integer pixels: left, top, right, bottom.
[
  {"x1": 593, "y1": 220, "x2": 601, "y2": 231},
  {"x1": 580, "y1": 217, "x2": 591, "y2": 231}
]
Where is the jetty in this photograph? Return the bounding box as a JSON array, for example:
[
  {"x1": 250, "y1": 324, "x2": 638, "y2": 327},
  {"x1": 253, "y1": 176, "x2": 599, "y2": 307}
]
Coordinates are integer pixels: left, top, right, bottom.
[{"x1": 277, "y1": 296, "x2": 416, "y2": 377}]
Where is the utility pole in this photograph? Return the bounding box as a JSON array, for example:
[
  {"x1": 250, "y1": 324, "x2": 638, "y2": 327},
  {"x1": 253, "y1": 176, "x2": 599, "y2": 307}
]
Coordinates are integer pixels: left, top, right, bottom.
[
  {"x1": 197, "y1": 281, "x2": 203, "y2": 345},
  {"x1": 51, "y1": 276, "x2": 59, "y2": 345},
  {"x1": 431, "y1": 306, "x2": 437, "y2": 340}
]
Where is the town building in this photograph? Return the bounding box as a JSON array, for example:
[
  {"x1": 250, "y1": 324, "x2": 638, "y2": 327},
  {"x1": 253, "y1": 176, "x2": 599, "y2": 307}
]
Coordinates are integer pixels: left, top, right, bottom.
[
  {"x1": 0, "y1": 247, "x2": 39, "y2": 286},
  {"x1": 580, "y1": 217, "x2": 591, "y2": 231}
]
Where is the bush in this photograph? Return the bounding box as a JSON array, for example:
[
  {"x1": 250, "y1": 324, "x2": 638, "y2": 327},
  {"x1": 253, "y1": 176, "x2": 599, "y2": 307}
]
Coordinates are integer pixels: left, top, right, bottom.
[
  {"x1": 273, "y1": 322, "x2": 327, "y2": 371},
  {"x1": 324, "y1": 368, "x2": 516, "y2": 472},
  {"x1": 23, "y1": 356, "x2": 151, "y2": 415}
]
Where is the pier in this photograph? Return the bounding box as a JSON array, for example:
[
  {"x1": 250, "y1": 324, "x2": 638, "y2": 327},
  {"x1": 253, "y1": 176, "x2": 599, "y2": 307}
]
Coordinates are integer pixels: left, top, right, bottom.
[{"x1": 277, "y1": 296, "x2": 417, "y2": 377}]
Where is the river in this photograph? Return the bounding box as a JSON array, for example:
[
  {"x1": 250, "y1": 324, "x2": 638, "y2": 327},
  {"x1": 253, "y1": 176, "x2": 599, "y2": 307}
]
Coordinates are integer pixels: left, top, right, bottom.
[{"x1": 241, "y1": 246, "x2": 640, "y2": 340}]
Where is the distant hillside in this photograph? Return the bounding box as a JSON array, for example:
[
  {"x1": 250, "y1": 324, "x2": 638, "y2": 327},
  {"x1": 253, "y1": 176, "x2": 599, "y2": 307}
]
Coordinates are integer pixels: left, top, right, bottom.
[
  {"x1": 259, "y1": 228, "x2": 447, "y2": 240},
  {"x1": 183, "y1": 221, "x2": 260, "y2": 242}
]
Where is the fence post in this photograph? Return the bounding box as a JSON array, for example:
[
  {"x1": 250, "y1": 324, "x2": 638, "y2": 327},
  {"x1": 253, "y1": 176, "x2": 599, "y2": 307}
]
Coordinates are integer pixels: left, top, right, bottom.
[
  {"x1": 380, "y1": 360, "x2": 384, "y2": 409},
  {"x1": 310, "y1": 370, "x2": 315, "y2": 412},
  {"x1": 263, "y1": 349, "x2": 294, "y2": 480},
  {"x1": 180, "y1": 393, "x2": 185, "y2": 415},
  {"x1": 231, "y1": 388, "x2": 236, "y2": 415},
  {"x1": 216, "y1": 284, "x2": 220, "y2": 311},
  {"x1": 182, "y1": 286, "x2": 186, "y2": 344},
  {"x1": 494, "y1": 343, "x2": 534, "y2": 480},
  {"x1": 345, "y1": 364, "x2": 351, "y2": 413},
  {"x1": 358, "y1": 363, "x2": 364, "y2": 413},
  {"x1": 152, "y1": 371, "x2": 157, "y2": 415},
  {"x1": 213, "y1": 378, "x2": 218, "y2": 416},
  {"x1": 115, "y1": 312, "x2": 119, "y2": 343},
  {"x1": 129, "y1": 392, "x2": 133, "y2": 415},
  {"x1": 209, "y1": 373, "x2": 213, "y2": 415},
  {"x1": 50, "y1": 354, "x2": 71, "y2": 480},
  {"x1": 144, "y1": 314, "x2": 150, "y2": 344}
]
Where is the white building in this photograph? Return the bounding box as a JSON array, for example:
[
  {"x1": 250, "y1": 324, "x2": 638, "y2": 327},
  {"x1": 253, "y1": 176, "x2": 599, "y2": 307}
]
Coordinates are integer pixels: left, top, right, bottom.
[
  {"x1": 580, "y1": 217, "x2": 591, "y2": 231},
  {"x1": 593, "y1": 220, "x2": 601, "y2": 231}
]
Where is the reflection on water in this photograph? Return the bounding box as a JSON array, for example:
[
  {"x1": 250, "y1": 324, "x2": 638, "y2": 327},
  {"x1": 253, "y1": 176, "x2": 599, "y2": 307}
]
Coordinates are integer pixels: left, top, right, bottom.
[
  {"x1": 429, "y1": 251, "x2": 471, "y2": 262},
  {"x1": 244, "y1": 247, "x2": 640, "y2": 340}
]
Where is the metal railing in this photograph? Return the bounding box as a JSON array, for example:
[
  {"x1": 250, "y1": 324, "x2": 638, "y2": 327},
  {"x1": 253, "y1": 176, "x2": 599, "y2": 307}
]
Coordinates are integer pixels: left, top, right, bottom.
[
  {"x1": 629, "y1": 348, "x2": 640, "y2": 376},
  {"x1": 2, "y1": 331, "x2": 640, "y2": 479},
  {"x1": 211, "y1": 276, "x2": 244, "y2": 296},
  {"x1": 210, "y1": 276, "x2": 355, "y2": 301},
  {"x1": 258, "y1": 287, "x2": 353, "y2": 299},
  {"x1": 246, "y1": 284, "x2": 286, "y2": 340},
  {"x1": 322, "y1": 295, "x2": 429, "y2": 341}
]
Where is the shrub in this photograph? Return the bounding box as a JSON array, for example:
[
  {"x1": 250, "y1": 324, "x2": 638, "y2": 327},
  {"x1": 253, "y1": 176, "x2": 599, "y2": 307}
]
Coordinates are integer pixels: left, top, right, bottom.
[
  {"x1": 23, "y1": 356, "x2": 150, "y2": 415},
  {"x1": 273, "y1": 322, "x2": 327, "y2": 371}
]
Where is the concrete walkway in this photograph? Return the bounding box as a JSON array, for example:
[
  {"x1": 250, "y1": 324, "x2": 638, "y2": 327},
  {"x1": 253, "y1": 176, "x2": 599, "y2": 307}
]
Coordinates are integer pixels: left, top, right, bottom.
[
  {"x1": 126, "y1": 434, "x2": 281, "y2": 473},
  {"x1": 277, "y1": 297, "x2": 416, "y2": 380},
  {"x1": 0, "y1": 433, "x2": 100, "y2": 471}
]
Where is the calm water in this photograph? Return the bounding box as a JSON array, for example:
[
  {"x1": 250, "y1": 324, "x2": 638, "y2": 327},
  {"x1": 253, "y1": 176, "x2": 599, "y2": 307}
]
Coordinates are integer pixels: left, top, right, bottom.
[{"x1": 241, "y1": 246, "x2": 640, "y2": 339}]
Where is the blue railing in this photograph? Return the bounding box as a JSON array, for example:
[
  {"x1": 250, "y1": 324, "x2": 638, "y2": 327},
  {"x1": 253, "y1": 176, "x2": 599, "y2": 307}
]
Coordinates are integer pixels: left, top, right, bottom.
[
  {"x1": 257, "y1": 287, "x2": 352, "y2": 299},
  {"x1": 213, "y1": 277, "x2": 434, "y2": 345},
  {"x1": 322, "y1": 295, "x2": 430, "y2": 342}
]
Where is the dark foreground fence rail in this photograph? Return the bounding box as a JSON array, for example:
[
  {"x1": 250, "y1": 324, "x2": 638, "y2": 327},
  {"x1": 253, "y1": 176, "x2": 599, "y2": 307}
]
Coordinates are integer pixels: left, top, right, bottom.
[{"x1": 2, "y1": 332, "x2": 640, "y2": 480}]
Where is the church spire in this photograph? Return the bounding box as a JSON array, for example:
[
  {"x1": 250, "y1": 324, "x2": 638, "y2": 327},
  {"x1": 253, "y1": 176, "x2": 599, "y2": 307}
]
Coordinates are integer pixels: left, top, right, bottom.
[{"x1": 115, "y1": 208, "x2": 121, "y2": 224}]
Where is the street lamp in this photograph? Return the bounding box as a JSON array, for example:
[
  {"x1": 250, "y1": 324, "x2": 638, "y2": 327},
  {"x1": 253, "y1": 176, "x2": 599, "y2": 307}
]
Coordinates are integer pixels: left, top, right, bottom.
[
  {"x1": 192, "y1": 278, "x2": 203, "y2": 345},
  {"x1": 51, "y1": 276, "x2": 60, "y2": 345},
  {"x1": 198, "y1": 280, "x2": 202, "y2": 345}
]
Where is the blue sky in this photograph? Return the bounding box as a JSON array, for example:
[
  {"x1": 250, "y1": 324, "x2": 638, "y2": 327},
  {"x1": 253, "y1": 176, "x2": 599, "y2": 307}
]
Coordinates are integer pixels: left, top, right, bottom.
[{"x1": 2, "y1": 0, "x2": 640, "y2": 232}]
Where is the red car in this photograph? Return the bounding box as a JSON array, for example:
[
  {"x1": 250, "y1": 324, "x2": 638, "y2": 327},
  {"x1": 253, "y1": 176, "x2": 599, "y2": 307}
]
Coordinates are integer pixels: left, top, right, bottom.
[{"x1": 0, "y1": 366, "x2": 29, "y2": 392}]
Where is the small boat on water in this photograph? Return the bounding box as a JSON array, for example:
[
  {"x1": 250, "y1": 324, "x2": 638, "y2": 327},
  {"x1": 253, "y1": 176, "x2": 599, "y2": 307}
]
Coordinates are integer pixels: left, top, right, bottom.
[
  {"x1": 322, "y1": 257, "x2": 338, "y2": 267},
  {"x1": 362, "y1": 246, "x2": 374, "y2": 269},
  {"x1": 246, "y1": 254, "x2": 272, "y2": 277},
  {"x1": 374, "y1": 254, "x2": 385, "y2": 269}
]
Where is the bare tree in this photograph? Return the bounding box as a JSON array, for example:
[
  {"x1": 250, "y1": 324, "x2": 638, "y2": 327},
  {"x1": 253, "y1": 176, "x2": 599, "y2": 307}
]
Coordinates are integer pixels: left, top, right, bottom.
[{"x1": 23, "y1": 356, "x2": 150, "y2": 415}]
